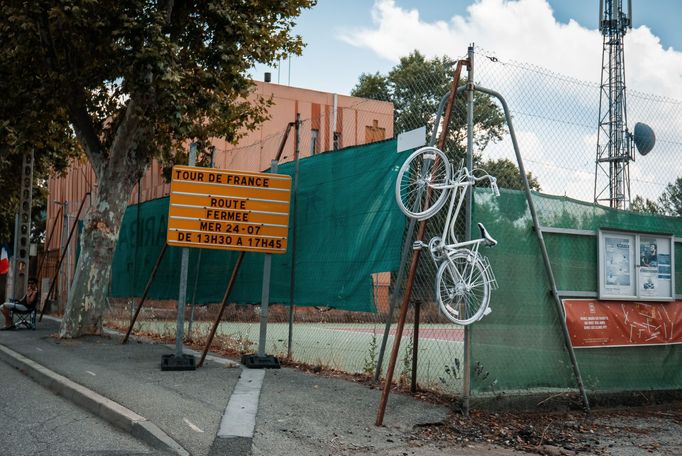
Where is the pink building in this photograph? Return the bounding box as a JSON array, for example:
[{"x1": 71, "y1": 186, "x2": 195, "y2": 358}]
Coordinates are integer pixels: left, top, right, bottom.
[{"x1": 44, "y1": 81, "x2": 394, "y2": 288}]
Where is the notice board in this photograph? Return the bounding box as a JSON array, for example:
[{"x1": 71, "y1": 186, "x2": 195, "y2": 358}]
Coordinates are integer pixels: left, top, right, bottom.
[
  {"x1": 598, "y1": 230, "x2": 675, "y2": 301},
  {"x1": 167, "y1": 165, "x2": 291, "y2": 254}
]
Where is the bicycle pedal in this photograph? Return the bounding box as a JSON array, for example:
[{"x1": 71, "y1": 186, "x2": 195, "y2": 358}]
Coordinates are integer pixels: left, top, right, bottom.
[
  {"x1": 483, "y1": 307, "x2": 492, "y2": 316},
  {"x1": 412, "y1": 241, "x2": 427, "y2": 250}
]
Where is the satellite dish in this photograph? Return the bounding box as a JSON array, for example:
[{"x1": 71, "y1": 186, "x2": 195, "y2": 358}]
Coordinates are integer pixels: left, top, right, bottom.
[{"x1": 633, "y1": 122, "x2": 655, "y2": 156}]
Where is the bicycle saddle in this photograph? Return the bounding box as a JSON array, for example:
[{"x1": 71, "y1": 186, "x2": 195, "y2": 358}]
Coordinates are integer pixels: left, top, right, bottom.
[{"x1": 478, "y1": 223, "x2": 497, "y2": 247}]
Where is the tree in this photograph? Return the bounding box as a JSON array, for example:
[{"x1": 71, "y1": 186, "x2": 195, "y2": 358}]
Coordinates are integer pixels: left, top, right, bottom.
[
  {"x1": 630, "y1": 195, "x2": 660, "y2": 215},
  {"x1": 351, "y1": 73, "x2": 391, "y2": 102},
  {"x1": 1, "y1": 0, "x2": 315, "y2": 337},
  {"x1": 657, "y1": 177, "x2": 682, "y2": 216},
  {"x1": 351, "y1": 51, "x2": 506, "y2": 164},
  {"x1": 481, "y1": 158, "x2": 541, "y2": 191}
]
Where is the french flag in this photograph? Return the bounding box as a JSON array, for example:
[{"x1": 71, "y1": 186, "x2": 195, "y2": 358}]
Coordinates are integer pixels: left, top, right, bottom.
[{"x1": 0, "y1": 246, "x2": 9, "y2": 275}]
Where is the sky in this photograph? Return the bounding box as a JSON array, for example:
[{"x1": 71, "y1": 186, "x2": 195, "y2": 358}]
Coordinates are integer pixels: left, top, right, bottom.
[
  {"x1": 252, "y1": 0, "x2": 682, "y2": 97},
  {"x1": 251, "y1": 0, "x2": 682, "y2": 203}
]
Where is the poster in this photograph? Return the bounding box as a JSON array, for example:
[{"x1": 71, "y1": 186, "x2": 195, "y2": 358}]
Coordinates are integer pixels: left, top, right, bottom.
[
  {"x1": 599, "y1": 232, "x2": 636, "y2": 299},
  {"x1": 563, "y1": 299, "x2": 682, "y2": 348},
  {"x1": 638, "y1": 236, "x2": 673, "y2": 299}
]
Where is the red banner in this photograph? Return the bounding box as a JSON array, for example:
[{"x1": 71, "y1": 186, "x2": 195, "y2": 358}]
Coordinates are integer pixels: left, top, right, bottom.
[{"x1": 563, "y1": 299, "x2": 682, "y2": 348}]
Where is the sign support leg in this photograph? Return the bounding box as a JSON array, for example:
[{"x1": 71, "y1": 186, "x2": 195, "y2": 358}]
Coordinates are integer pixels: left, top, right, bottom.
[
  {"x1": 122, "y1": 244, "x2": 168, "y2": 344},
  {"x1": 161, "y1": 144, "x2": 198, "y2": 371},
  {"x1": 242, "y1": 159, "x2": 281, "y2": 369}
]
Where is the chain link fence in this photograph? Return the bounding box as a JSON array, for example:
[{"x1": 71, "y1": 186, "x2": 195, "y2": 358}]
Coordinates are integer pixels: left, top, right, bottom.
[{"x1": 102, "y1": 46, "x2": 682, "y2": 404}]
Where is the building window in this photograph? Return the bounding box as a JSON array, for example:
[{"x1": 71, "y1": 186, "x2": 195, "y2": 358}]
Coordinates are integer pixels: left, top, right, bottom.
[
  {"x1": 365, "y1": 119, "x2": 386, "y2": 143},
  {"x1": 333, "y1": 132, "x2": 342, "y2": 150},
  {"x1": 311, "y1": 129, "x2": 319, "y2": 155}
]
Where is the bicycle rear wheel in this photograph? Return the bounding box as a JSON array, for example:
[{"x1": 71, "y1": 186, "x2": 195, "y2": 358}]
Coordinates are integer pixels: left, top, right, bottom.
[
  {"x1": 436, "y1": 250, "x2": 490, "y2": 325},
  {"x1": 395, "y1": 146, "x2": 450, "y2": 220}
]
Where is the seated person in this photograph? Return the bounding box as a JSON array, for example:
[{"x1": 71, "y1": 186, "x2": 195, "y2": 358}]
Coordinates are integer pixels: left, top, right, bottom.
[{"x1": 1, "y1": 277, "x2": 39, "y2": 330}]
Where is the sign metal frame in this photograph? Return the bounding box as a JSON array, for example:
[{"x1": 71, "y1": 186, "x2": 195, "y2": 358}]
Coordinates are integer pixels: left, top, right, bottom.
[
  {"x1": 598, "y1": 229, "x2": 675, "y2": 301},
  {"x1": 167, "y1": 165, "x2": 291, "y2": 254}
]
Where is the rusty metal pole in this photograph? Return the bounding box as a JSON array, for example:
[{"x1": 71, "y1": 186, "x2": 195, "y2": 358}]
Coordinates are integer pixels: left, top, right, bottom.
[
  {"x1": 197, "y1": 251, "x2": 245, "y2": 368},
  {"x1": 375, "y1": 221, "x2": 427, "y2": 426},
  {"x1": 122, "y1": 244, "x2": 168, "y2": 344},
  {"x1": 39, "y1": 192, "x2": 90, "y2": 322},
  {"x1": 375, "y1": 59, "x2": 467, "y2": 426}
]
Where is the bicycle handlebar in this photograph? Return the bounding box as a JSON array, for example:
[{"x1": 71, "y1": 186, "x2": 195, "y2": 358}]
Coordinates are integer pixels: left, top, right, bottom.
[{"x1": 457, "y1": 166, "x2": 499, "y2": 196}]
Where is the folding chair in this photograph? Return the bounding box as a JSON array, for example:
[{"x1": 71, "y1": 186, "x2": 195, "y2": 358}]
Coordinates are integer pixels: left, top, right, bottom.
[{"x1": 10, "y1": 305, "x2": 37, "y2": 330}]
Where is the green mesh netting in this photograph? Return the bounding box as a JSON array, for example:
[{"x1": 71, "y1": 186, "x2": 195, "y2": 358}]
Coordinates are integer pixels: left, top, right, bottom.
[
  {"x1": 110, "y1": 139, "x2": 407, "y2": 312},
  {"x1": 471, "y1": 189, "x2": 682, "y2": 394}
]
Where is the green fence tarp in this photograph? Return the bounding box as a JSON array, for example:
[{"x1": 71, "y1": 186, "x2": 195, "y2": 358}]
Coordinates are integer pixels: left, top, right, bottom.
[
  {"x1": 111, "y1": 139, "x2": 407, "y2": 312},
  {"x1": 471, "y1": 189, "x2": 682, "y2": 393}
]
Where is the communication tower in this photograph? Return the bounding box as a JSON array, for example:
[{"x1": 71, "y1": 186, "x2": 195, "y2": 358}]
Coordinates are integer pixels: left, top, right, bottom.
[{"x1": 594, "y1": 0, "x2": 655, "y2": 209}]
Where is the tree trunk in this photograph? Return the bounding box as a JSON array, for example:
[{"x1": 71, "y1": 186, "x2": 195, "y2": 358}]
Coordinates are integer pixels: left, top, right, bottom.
[{"x1": 59, "y1": 162, "x2": 142, "y2": 338}]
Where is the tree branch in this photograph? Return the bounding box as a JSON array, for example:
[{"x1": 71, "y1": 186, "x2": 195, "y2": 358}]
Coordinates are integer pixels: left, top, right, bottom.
[
  {"x1": 36, "y1": 9, "x2": 104, "y2": 174},
  {"x1": 109, "y1": 0, "x2": 176, "y2": 173},
  {"x1": 66, "y1": 93, "x2": 104, "y2": 172}
]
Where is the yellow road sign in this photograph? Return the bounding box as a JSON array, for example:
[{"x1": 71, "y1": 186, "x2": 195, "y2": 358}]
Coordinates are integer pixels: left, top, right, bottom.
[{"x1": 167, "y1": 165, "x2": 291, "y2": 254}]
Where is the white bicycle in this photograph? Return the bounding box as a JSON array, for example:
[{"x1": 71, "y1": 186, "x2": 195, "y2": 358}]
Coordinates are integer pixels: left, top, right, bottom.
[{"x1": 395, "y1": 146, "x2": 499, "y2": 325}]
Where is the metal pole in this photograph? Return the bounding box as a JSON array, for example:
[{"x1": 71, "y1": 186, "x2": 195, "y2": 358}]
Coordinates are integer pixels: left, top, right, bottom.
[
  {"x1": 188, "y1": 152, "x2": 213, "y2": 340},
  {"x1": 11, "y1": 213, "x2": 19, "y2": 300},
  {"x1": 376, "y1": 68, "x2": 465, "y2": 426},
  {"x1": 36, "y1": 205, "x2": 62, "y2": 281},
  {"x1": 257, "y1": 160, "x2": 278, "y2": 358},
  {"x1": 374, "y1": 217, "x2": 416, "y2": 382},
  {"x1": 198, "y1": 251, "x2": 245, "y2": 367},
  {"x1": 187, "y1": 249, "x2": 200, "y2": 339},
  {"x1": 122, "y1": 243, "x2": 168, "y2": 344},
  {"x1": 463, "y1": 44, "x2": 475, "y2": 418},
  {"x1": 374, "y1": 92, "x2": 452, "y2": 382},
  {"x1": 61, "y1": 201, "x2": 69, "y2": 313},
  {"x1": 133, "y1": 176, "x2": 142, "y2": 321},
  {"x1": 474, "y1": 85, "x2": 591, "y2": 413},
  {"x1": 410, "y1": 300, "x2": 420, "y2": 394},
  {"x1": 376, "y1": 220, "x2": 427, "y2": 426},
  {"x1": 39, "y1": 192, "x2": 90, "y2": 321},
  {"x1": 174, "y1": 143, "x2": 197, "y2": 358},
  {"x1": 287, "y1": 114, "x2": 301, "y2": 358}
]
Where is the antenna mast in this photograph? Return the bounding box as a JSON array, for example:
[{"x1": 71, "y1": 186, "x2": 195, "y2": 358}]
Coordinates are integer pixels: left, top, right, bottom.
[{"x1": 594, "y1": 0, "x2": 633, "y2": 209}]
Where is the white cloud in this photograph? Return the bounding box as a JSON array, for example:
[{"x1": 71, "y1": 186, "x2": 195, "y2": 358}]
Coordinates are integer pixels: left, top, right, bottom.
[
  {"x1": 340, "y1": 0, "x2": 682, "y2": 99},
  {"x1": 341, "y1": 0, "x2": 682, "y2": 203}
]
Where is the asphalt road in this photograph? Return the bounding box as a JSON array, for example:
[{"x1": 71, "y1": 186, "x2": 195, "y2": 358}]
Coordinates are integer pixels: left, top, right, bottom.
[{"x1": 0, "y1": 361, "x2": 163, "y2": 456}]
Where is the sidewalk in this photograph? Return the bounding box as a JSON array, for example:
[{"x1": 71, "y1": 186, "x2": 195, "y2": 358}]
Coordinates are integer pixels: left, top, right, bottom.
[
  {"x1": 0, "y1": 318, "x2": 241, "y2": 455},
  {"x1": 1, "y1": 318, "x2": 518, "y2": 456}
]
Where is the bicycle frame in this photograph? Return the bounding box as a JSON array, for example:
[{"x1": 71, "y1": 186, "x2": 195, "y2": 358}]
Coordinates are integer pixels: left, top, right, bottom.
[{"x1": 428, "y1": 166, "x2": 494, "y2": 262}]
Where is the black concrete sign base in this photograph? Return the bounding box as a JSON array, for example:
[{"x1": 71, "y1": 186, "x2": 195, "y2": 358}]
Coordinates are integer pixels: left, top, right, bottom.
[
  {"x1": 161, "y1": 353, "x2": 196, "y2": 371},
  {"x1": 241, "y1": 354, "x2": 280, "y2": 369}
]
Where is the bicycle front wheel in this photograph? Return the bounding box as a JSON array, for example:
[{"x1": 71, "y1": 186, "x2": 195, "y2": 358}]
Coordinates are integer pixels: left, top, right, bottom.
[
  {"x1": 436, "y1": 250, "x2": 491, "y2": 325},
  {"x1": 395, "y1": 146, "x2": 451, "y2": 220}
]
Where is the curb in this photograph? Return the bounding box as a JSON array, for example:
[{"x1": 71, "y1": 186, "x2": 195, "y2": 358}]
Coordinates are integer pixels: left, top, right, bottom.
[{"x1": 0, "y1": 343, "x2": 190, "y2": 456}]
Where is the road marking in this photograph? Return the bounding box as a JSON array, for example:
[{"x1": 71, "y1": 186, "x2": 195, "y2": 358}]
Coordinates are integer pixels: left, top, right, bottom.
[
  {"x1": 218, "y1": 368, "x2": 265, "y2": 438},
  {"x1": 86, "y1": 370, "x2": 96, "y2": 376},
  {"x1": 183, "y1": 418, "x2": 204, "y2": 433},
  {"x1": 35, "y1": 347, "x2": 43, "y2": 352}
]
